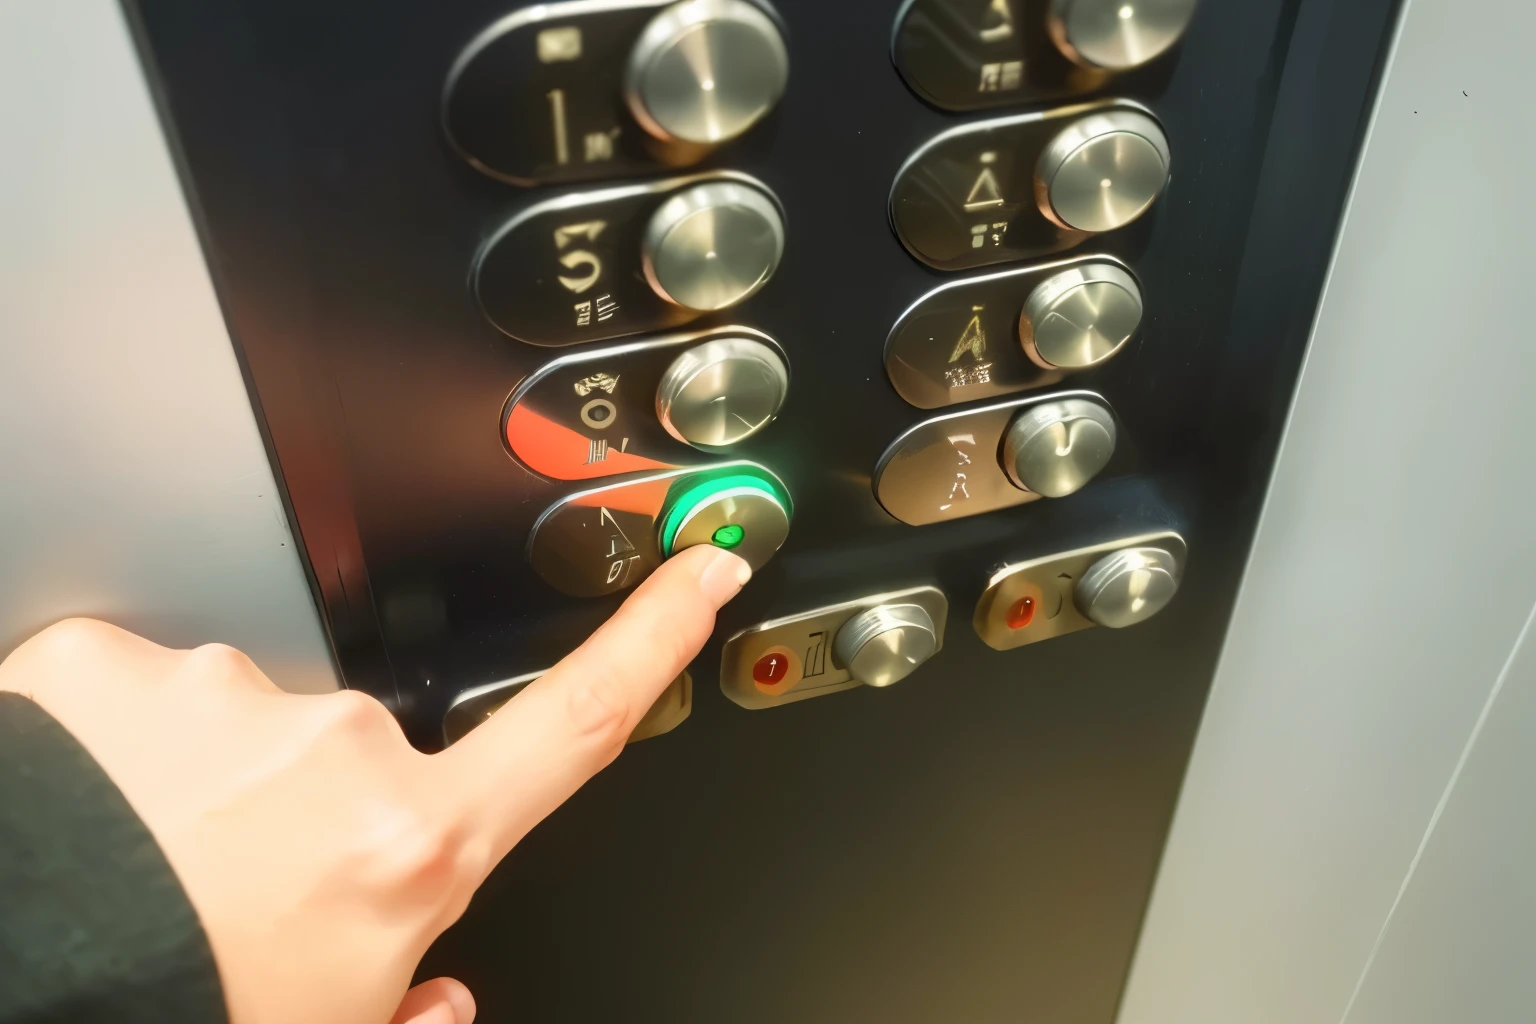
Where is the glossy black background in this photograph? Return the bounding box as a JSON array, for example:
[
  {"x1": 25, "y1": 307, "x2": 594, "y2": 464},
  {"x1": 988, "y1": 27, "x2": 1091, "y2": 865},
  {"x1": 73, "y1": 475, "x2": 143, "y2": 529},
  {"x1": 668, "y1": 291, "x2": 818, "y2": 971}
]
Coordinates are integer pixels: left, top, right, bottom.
[{"x1": 126, "y1": 0, "x2": 1399, "y2": 1020}]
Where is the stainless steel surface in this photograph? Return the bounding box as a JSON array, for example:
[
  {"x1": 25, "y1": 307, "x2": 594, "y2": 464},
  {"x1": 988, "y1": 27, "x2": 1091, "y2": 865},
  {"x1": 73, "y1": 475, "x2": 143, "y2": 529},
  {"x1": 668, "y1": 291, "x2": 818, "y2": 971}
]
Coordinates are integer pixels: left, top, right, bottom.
[
  {"x1": 655, "y1": 336, "x2": 789, "y2": 448},
  {"x1": 872, "y1": 390, "x2": 1116, "y2": 526},
  {"x1": 888, "y1": 98, "x2": 1159, "y2": 272},
  {"x1": 1021, "y1": 262, "x2": 1143, "y2": 369},
  {"x1": 642, "y1": 179, "x2": 785, "y2": 311},
  {"x1": 1001, "y1": 397, "x2": 1117, "y2": 497},
  {"x1": 503, "y1": 325, "x2": 786, "y2": 479},
  {"x1": 1075, "y1": 545, "x2": 1181, "y2": 628},
  {"x1": 443, "y1": 669, "x2": 692, "y2": 745},
  {"x1": 973, "y1": 531, "x2": 1185, "y2": 651},
  {"x1": 1035, "y1": 109, "x2": 1170, "y2": 233},
  {"x1": 833, "y1": 603, "x2": 938, "y2": 688},
  {"x1": 884, "y1": 255, "x2": 1137, "y2": 408},
  {"x1": 0, "y1": 0, "x2": 336, "y2": 692},
  {"x1": 526, "y1": 460, "x2": 789, "y2": 596},
  {"x1": 624, "y1": 0, "x2": 788, "y2": 145},
  {"x1": 1049, "y1": 0, "x2": 1199, "y2": 70},
  {"x1": 719, "y1": 586, "x2": 948, "y2": 709},
  {"x1": 473, "y1": 169, "x2": 777, "y2": 345},
  {"x1": 663, "y1": 479, "x2": 790, "y2": 568}
]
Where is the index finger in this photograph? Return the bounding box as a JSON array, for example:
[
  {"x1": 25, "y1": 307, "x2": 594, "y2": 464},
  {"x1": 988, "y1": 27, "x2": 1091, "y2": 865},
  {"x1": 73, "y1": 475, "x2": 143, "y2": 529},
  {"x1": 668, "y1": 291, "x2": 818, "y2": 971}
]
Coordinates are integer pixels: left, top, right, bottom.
[{"x1": 434, "y1": 543, "x2": 751, "y2": 863}]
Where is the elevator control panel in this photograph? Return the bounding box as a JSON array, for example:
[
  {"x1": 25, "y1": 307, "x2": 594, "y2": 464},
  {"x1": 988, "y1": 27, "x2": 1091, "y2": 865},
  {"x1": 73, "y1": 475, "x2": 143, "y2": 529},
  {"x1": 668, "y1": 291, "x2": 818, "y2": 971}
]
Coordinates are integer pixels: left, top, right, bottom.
[
  {"x1": 720, "y1": 587, "x2": 948, "y2": 708},
  {"x1": 973, "y1": 531, "x2": 1185, "y2": 649}
]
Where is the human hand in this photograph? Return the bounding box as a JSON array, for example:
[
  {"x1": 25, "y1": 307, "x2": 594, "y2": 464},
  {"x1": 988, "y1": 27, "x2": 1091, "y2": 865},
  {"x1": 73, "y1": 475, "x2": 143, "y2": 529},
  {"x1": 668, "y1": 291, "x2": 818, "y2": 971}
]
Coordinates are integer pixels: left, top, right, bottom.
[{"x1": 0, "y1": 544, "x2": 751, "y2": 1024}]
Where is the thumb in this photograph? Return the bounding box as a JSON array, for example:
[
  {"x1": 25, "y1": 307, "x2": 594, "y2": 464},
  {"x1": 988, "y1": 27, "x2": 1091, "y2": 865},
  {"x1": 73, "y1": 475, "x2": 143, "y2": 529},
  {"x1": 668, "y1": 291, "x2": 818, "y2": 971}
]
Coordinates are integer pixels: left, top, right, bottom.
[{"x1": 388, "y1": 977, "x2": 475, "y2": 1024}]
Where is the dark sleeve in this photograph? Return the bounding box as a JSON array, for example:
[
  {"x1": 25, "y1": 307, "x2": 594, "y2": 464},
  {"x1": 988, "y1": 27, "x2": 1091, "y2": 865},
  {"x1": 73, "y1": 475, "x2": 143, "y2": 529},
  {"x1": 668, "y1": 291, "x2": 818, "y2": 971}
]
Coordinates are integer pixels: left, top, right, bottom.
[{"x1": 0, "y1": 692, "x2": 227, "y2": 1024}]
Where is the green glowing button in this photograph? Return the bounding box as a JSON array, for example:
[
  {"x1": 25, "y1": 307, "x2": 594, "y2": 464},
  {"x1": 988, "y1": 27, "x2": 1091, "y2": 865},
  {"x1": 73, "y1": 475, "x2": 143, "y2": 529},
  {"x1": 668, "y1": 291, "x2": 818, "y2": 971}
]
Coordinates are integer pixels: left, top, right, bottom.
[
  {"x1": 657, "y1": 471, "x2": 791, "y2": 571},
  {"x1": 711, "y1": 523, "x2": 745, "y2": 549}
]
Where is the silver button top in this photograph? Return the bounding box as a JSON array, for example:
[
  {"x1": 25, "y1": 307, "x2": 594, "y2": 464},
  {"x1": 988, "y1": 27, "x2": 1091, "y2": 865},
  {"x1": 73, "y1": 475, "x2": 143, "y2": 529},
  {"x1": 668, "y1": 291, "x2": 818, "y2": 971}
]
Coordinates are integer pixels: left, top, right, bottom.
[
  {"x1": 1001, "y1": 397, "x2": 1117, "y2": 498},
  {"x1": 1021, "y1": 263, "x2": 1144, "y2": 369},
  {"x1": 625, "y1": 0, "x2": 789, "y2": 146},
  {"x1": 656, "y1": 337, "x2": 788, "y2": 449},
  {"x1": 1074, "y1": 545, "x2": 1182, "y2": 628},
  {"x1": 1035, "y1": 109, "x2": 1171, "y2": 233},
  {"x1": 643, "y1": 180, "x2": 785, "y2": 311},
  {"x1": 833, "y1": 603, "x2": 938, "y2": 689},
  {"x1": 661, "y1": 477, "x2": 790, "y2": 572},
  {"x1": 1050, "y1": 0, "x2": 1199, "y2": 71}
]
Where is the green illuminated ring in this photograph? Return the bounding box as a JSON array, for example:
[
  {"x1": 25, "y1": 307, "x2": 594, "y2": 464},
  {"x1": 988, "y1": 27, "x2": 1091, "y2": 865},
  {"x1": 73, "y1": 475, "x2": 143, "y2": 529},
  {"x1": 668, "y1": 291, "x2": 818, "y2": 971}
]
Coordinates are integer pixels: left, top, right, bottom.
[{"x1": 657, "y1": 473, "x2": 789, "y2": 557}]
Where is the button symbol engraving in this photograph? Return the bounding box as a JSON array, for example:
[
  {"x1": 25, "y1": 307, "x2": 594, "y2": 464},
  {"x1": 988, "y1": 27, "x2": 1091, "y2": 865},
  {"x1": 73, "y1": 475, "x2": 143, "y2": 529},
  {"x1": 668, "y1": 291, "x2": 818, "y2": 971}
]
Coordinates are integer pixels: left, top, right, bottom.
[
  {"x1": 970, "y1": 221, "x2": 1009, "y2": 249},
  {"x1": 599, "y1": 506, "x2": 641, "y2": 586},
  {"x1": 939, "y1": 433, "x2": 976, "y2": 511},
  {"x1": 573, "y1": 373, "x2": 619, "y2": 397},
  {"x1": 978, "y1": 60, "x2": 1023, "y2": 92},
  {"x1": 949, "y1": 305, "x2": 988, "y2": 362},
  {"x1": 554, "y1": 220, "x2": 607, "y2": 294},
  {"x1": 978, "y1": 0, "x2": 1015, "y2": 42},
  {"x1": 580, "y1": 398, "x2": 617, "y2": 429},
  {"x1": 546, "y1": 88, "x2": 570, "y2": 165},
  {"x1": 537, "y1": 26, "x2": 582, "y2": 63},
  {"x1": 582, "y1": 127, "x2": 621, "y2": 162},
  {"x1": 963, "y1": 151, "x2": 1006, "y2": 211},
  {"x1": 803, "y1": 631, "x2": 828, "y2": 679},
  {"x1": 585, "y1": 438, "x2": 609, "y2": 464}
]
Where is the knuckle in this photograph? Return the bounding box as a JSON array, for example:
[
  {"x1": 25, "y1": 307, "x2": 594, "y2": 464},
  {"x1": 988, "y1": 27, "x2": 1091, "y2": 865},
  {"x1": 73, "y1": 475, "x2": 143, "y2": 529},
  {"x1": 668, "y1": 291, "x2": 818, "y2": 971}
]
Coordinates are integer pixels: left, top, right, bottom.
[
  {"x1": 182, "y1": 642, "x2": 258, "y2": 680},
  {"x1": 357, "y1": 804, "x2": 469, "y2": 897},
  {"x1": 24, "y1": 617, "x2": 124, "y2": 663},
  {"x1": 565, "y1": 675, "x2": 632, "y2": 755},
  {"x1": 324, "y1": 688, "x2": 398, "y2": 737}
]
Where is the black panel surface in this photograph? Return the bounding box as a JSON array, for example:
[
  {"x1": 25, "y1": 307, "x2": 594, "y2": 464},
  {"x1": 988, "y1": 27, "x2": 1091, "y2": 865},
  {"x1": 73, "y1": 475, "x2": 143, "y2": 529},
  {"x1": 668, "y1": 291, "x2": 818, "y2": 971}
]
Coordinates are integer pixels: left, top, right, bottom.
[{"x1": 126, "y1": 0, "x2": 1401, "y2": 1020}]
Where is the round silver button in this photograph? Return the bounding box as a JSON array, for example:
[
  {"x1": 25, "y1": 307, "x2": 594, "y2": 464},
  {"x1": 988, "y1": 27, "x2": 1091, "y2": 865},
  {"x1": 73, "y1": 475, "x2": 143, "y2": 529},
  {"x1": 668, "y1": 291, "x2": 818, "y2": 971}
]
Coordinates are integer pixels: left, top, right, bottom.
[
  {"x1": 1074, "y1": 545, "x2": 1182, "y2": 628},
  {"x1": 659, "y1": 476, "x2": 791, "y2": 572},
  {"x1": 656, "y1": 337, "x2": 788, "y2": 449},
  {"x1": 625, "y1": 0, "x2": 789, "y2": 146},
  {"x1": 643, "y1": 180, "x2": 785, "y2": 311},
  {"x1": 1049, "y1": 0, "x2": 1199, "y2": 71},
  {"x1": 1020, "y1": 263, "x2": 1144, "y2": 369},
  {"x1": 1001, "y1": 398, "x2": 1117, "y2": 498},
  {"x1": 1035, "y1": 110, "x2": 1171, "y2": 233},
  {"x1": 833, "y1": 603, "x2": 938, "y2": 689}
]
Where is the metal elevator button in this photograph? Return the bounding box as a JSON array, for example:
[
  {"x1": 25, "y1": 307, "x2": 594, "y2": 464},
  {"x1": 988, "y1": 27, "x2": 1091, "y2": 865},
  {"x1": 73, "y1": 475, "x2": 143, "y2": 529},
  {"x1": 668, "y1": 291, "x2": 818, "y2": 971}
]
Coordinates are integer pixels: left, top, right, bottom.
[
  {"x1": 872, "y1": 390, "x2": 1118, "y2": 525},
  {"x1": 444, "y1": 0, "x2": 787, "y2": 185},
  {"x1": 625, "y1": 0, "x2": 789, "y2": 146},
  {"x1": 643, "y1": 180, "x2": 785, "y2": 311},
  {"x1": 719, "y1": 586, "x2": 949, "y2": 709},
  {"x1": 655, "y1": 336, "x2": 789, "y2": 448},
  {"x1": 1049, "y1": 0, "x2": 1199, "y2": 71},
  {"x1": 889, "y1": 99, "x2": 1169, "y2": 271},
  {"x1": 474, "y1": 171, "x2": 784, "y2": 347},
  {"x1": 972, "y1": 530, "x2": 1185, "y2": 650},
  {"x1": 884, "y1": 255, "x2": 1142, "y2": 409},
  {"x1": 527, "y1": 461, "x2": 791, "y2": 596},
  {"x1": 502, "y1": 326, "x2": 788, "y2": 482}
]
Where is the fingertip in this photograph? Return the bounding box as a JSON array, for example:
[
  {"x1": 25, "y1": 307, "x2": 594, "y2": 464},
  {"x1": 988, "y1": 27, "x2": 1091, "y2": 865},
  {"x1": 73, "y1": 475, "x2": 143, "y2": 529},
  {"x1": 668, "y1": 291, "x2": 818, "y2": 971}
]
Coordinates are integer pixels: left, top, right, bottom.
[
  {"x1": 442, "y1": 977, "x2": 476, "y2": 1024},
  {"x1": 390, "y1": 977, "x2": 475, "y2": 1024},
  {"x1": 672, "y1": 543, "x2": 752, "y2": 608}
]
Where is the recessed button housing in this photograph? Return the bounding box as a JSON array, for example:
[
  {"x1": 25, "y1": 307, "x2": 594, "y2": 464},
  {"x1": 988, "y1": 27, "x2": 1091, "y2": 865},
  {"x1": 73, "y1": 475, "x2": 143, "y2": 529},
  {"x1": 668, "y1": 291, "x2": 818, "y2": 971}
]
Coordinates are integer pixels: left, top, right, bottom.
[
  {"x1": 475, "y1": 172, "x2": 785, "y2": 347},
  {"x1": 889, "y1": 99, "x2": 1169, "y2": 272},
  {"x1": 527, "y1": 461, "x2": 791, "y2": 596},
  {"x1": 873, "y1": 390, "x2": 1118, "y2": 526},
  {"x1": 885, "y1": 255, "x2": 1143, "y2": 409},
  {"x1": 444, "y1": 0, "x2": 787, "y2": 185},
  {"x1": 503, "y1": 325, "x2": 788, "y2": 481},
  {"x1": 973, "y1": 531, "x2": 1185, "y2": 650},
  {"x1": 444, "y1": 669, "x2": 692, "y2": 745},
  {"x1": 720, "y1": 586, "x2": 948, "y2": 708}
]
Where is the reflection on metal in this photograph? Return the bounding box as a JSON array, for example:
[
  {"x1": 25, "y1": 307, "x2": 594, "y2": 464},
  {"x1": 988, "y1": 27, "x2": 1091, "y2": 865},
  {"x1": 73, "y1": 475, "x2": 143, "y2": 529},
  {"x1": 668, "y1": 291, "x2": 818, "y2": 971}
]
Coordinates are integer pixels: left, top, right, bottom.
[
  {"x1": 885, "y1": 254, "x2": 1139, "y2": 408},
  {"x1": 443, "y1": 669, "x2": 692, "y2": 745},
  {"x1": 833, "y1": 603, "x2": 939, "y2": 688},
  {"x1": 720, "y1": 586, "x2": 948, "y2": 709},
  {"x1": 1000, "y1": 397, "x2": 1117, "y2": 497},
  {"x1": 1048, "y1": 0, "x2": 1199, "y2": 71},
  {"x1": 1034, "y1": 108, "x2": 1170, "y2": 233},
  {"x1": 655, "y1": 336, "x2": 789, "y2": 448},
  {"x1": 624, "y1": 0, "x2": 789, "y2": 146},
  {"x1": 873, "y1": 390, "x2": 1117, "y2": 525},
  {"x1": 527, "y1": 460, "x2": 790, "y2": 596},
  {"x1": 503, "y1": 325, "x2": 787, "y2": 480},
  {"x1": 643, "y1": 179, "x2": 786, "y2": 311},
  {"x1": 474, "y1": 170, "x2": 778, "y2": 346},
  {"x1": 972, "y1": 531, "x2": 1185, "y2": 650},
  {"x1": 889, "y1": 99, "x2": 1159, "y2": 271}
]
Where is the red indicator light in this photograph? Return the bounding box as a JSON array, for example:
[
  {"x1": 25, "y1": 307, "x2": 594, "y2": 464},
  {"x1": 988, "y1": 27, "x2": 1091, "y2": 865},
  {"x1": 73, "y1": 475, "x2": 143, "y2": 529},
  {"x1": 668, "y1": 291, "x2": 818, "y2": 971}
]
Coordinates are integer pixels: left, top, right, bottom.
[
  {"x1": 1005, "y1": 596, "x2": 1036, "y2": 630},
  {"x1": 752, "y1": 652, "x2": 790, "y2": 685}
]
